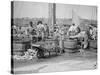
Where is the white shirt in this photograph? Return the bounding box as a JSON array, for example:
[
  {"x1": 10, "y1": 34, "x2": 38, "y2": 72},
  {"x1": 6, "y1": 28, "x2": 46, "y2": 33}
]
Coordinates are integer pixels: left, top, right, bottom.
[
  {"x1": 68, "y1": 25, "x2": 78, "y2": 32},
  {"x1": 67, "y1": 25, "x2": 79, "y2": 36},
  {"x1": 37, "y1": 24, "x2": 45, "y2": 31}
]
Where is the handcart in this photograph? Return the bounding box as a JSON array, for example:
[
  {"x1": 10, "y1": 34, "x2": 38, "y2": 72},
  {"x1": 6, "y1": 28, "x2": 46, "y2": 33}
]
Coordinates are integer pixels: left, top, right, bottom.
[{"x1": 31, "y1": 39, "x2": 61, "y2": 59}]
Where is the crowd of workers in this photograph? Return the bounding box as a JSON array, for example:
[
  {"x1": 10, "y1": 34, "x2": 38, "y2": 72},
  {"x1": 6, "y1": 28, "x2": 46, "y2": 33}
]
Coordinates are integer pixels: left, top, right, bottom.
[
  {"x1": 12, "y1": 20, "x2": 97, "y2": 51},
  {"x1": 12, "y1": 21, "x2": 49, "y2": 41},
  {"x1": 12, "y1": 20, "x2": 97, "y2": 60}
]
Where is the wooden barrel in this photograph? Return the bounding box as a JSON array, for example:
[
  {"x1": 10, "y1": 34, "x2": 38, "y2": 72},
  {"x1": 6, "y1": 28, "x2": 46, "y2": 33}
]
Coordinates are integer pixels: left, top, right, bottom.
[
  {"x1": 13, "y1": 51, "x2": 24, "y2": 55},
  {"x1": 89, "y1": 40, "x2": 97, "y2": 49},
  {"x1": 64, "y1": 39, "x2": 77, "y2": 49},
  {"x1": 12, "y1": 40, "x2": 30, "y2": 55},
  {"x1": 13, "y1": 43, "x2": 23, "y2": 51},
  {"x1": 12, "y1": 41, "x2": 24, "y2": 55}
]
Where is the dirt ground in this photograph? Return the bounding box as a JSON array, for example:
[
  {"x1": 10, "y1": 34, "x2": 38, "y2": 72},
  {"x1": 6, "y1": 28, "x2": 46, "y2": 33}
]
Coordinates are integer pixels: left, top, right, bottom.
[{"x1": 13, "y1": 47, "x2": 97, "y2": 74}]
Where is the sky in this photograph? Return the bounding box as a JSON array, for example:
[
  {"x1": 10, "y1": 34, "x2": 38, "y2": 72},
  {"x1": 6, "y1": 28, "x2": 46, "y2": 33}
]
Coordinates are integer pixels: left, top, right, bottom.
[{"x1": 13, "y1": 1, "x2": 97, "y2": 20}]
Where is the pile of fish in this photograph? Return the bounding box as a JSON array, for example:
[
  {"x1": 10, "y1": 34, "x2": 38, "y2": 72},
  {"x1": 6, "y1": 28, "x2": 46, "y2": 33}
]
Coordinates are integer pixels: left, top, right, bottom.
[{"x1": 13, "y1": 49, "x2": 37, "y2": 60}]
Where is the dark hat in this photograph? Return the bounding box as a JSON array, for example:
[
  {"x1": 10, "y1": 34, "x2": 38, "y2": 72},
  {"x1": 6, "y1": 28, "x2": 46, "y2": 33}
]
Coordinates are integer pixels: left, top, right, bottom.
[{"x1": 37, "y1": 21, "x2": 42, "y2": 25}]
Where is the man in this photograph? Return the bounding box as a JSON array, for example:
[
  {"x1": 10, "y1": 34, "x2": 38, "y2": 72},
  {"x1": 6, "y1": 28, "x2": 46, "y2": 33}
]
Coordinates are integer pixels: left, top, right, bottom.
[
  {"x1": 89, "y1": 25, "x2": 97, "y2": 40},
  {"x1": 44, "y1": 23, "x2": 49, "y2": 38},
  {"x1": 69, "y1": 31, "x2": 88, "y2": 49},
  {"x1": 59, "y1": 26, "x2": 65, "y2": 53},
  {"x1": 12, "y1": 25, "x2": 17, "y2": 35},
  {"x1": 36, "y1": 21, "x2": 45, "y2": 41},
  {"x1": 27, "y1": 21, "x2": 37, "y2": 43},
  {"x1": 27, "y1": 21, "x2": 34, "y2": 34},
  {"x1": 54, "y1": 25, "x2": 65, "y2": 53},
  {"x1": 68, "y1": 23, "x2": 89, "y2": 49},
  {"x1": 67, "y1": 23, "x2": 81, "y2": 36}
]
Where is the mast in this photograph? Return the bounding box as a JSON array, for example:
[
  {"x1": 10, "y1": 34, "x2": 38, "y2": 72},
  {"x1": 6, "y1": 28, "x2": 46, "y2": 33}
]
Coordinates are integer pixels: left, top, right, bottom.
[{"x1": 72, "y1": 10, "x2": 80, "y2": 26}]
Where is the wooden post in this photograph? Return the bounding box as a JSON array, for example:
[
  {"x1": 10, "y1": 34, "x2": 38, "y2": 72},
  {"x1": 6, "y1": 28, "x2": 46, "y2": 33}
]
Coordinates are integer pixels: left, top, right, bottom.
[{"x1": 48, "y1": 3, "x2": 56, "y2": 36}]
